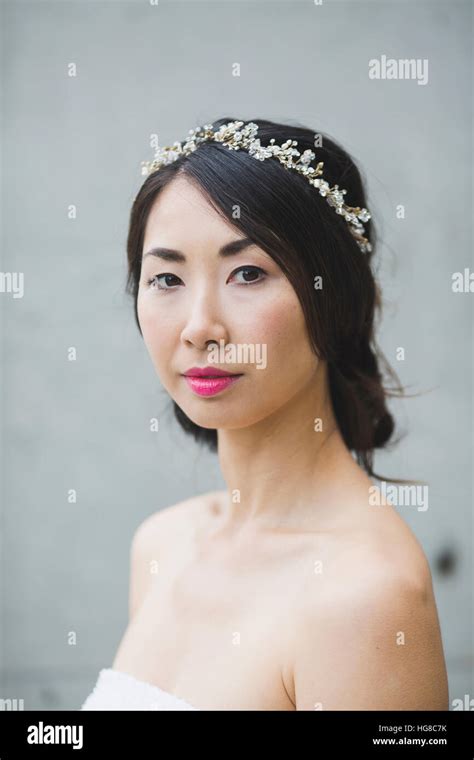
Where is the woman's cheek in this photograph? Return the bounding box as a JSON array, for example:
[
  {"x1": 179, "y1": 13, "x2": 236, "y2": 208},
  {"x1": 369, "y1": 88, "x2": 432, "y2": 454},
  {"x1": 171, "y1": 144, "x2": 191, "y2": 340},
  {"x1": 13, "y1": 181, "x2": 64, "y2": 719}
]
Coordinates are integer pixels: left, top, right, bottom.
[
  {"x1": 253, "y1": 297, "x2": 305, "y2": 351},
  {"x1": 236, "y1": 286, "x2": 294, "y2": 335},
  {"x1": 137, "y1": 298, "x2": 166, "y2": 362},
  {"x1": 137, "y1": 308, "x2": 150, "y2": 338}
]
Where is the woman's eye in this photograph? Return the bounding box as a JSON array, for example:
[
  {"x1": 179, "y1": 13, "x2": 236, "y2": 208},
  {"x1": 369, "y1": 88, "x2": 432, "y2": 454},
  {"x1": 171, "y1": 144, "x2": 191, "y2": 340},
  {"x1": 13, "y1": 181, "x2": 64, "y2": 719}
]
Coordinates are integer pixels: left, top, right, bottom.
[
  {"x1": 147, "y1": 274, "x2": 182, "y2": 290},
  {"x1": 146, "y1": 266, "x2": 266, "y2": 291},
  {"x1": 229, "y1": 266, "x2": 266, "y2": 285}
]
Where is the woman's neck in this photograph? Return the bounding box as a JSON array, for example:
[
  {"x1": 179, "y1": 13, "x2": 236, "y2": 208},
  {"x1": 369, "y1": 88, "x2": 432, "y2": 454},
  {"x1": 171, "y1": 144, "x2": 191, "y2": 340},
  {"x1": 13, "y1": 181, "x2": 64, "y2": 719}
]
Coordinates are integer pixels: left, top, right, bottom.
[{"x1": 214, "y1": 375, "x2": 368, "y2": 539}]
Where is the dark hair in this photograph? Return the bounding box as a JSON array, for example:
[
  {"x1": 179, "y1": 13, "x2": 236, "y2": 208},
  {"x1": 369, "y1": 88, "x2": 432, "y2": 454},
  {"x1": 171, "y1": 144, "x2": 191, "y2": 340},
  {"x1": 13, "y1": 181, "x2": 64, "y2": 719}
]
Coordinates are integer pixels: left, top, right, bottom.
[{"x1": 126, "y1": 117, "x2": 404, "y2": 480}]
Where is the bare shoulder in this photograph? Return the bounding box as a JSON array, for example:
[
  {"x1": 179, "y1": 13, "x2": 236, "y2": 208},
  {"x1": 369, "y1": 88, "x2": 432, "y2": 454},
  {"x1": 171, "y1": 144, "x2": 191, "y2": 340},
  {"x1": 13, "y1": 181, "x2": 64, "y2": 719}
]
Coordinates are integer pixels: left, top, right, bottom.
[
  {"x1": 291, "y1": 513, "x2": 449, "y2": 710},
  {"x1": 128, "y1": 489, "x2": 223, "y2": 619},
  {"x1": 131, "y1": 489, "x2": 223, "y2": 550}
]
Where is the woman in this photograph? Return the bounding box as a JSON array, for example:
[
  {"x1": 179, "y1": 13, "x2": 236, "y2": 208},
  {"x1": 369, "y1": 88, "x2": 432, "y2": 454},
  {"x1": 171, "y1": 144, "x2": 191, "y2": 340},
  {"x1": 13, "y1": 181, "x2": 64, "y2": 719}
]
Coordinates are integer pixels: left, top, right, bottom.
[{"x1": 81, "y1": 118, "x2": 448, "y2": 711}]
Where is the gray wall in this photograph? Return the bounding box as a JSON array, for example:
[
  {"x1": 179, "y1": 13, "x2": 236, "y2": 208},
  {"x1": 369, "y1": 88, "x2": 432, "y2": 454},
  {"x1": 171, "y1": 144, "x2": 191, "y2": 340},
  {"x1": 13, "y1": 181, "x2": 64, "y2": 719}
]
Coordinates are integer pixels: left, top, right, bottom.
[{"x1": 0, "y1": 0, "x2": 472, "y2": 710}]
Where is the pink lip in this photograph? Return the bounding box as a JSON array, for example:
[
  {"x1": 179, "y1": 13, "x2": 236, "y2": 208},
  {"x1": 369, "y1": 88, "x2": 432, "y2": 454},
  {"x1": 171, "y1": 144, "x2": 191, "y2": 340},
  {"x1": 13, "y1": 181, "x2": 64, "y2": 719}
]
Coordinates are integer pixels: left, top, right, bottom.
[
  {"x1": 183, "y1": 374, "x2": 243, "y2": 397},
  {"x1": 183, "y1": 366, "x2": 238, "y2": 377}
]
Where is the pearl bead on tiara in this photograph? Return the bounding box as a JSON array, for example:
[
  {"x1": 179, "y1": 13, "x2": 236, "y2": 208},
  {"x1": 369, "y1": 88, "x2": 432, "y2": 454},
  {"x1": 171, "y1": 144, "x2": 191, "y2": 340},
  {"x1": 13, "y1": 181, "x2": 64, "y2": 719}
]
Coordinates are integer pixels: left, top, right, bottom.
[{"x1": 140, "y1": 120, "x2": 372, "y2": 254}]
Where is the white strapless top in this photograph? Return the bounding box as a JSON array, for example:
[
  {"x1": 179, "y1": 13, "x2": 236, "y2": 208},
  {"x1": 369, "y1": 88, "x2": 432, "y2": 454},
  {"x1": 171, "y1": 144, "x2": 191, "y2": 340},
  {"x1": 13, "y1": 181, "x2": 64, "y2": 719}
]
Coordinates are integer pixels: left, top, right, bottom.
[{"x1": 80, "y1": 668, "x2": 198, "y2": 711}]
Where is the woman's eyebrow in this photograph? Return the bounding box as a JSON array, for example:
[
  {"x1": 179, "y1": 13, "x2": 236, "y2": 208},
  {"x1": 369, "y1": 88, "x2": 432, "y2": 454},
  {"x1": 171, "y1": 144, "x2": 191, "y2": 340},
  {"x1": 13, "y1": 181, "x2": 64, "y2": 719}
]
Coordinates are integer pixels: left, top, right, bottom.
[{"x1": 142, "y1": 237, "x2": 255, "y2": 263}]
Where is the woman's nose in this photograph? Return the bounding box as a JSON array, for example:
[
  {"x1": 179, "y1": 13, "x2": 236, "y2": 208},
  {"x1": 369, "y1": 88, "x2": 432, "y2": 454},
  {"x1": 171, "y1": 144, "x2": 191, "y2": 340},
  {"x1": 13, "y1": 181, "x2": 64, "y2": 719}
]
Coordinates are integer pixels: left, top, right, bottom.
[{"x1": 180, "y1": 292, "x2": 228, "y2": 350}]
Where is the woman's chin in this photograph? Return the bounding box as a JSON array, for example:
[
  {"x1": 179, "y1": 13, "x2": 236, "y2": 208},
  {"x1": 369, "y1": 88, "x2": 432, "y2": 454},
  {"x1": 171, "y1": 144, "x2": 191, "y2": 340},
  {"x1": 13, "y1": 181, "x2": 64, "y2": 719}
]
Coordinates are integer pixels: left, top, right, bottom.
[{"x1": 177, "y1": 401, "x2": 260, "y2": 431}]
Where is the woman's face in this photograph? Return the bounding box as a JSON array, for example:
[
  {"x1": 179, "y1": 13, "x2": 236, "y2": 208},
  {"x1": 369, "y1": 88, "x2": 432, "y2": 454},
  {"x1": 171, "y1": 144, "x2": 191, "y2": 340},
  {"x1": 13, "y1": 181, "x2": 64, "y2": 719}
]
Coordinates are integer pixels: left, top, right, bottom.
[{"x1": 137, "y1": 175, "x2": 319, "y2": 431}]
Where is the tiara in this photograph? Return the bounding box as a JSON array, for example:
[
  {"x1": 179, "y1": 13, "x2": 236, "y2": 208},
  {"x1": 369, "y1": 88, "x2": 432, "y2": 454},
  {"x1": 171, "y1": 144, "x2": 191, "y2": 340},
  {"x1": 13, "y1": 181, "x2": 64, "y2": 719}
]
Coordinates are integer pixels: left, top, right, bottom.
[{"x1": 140, "y1": 120, "x2": 372, "y2": 254}]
